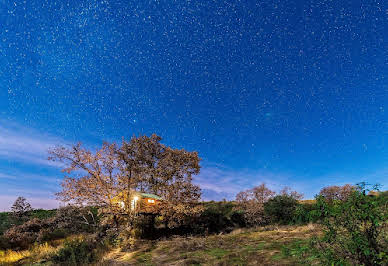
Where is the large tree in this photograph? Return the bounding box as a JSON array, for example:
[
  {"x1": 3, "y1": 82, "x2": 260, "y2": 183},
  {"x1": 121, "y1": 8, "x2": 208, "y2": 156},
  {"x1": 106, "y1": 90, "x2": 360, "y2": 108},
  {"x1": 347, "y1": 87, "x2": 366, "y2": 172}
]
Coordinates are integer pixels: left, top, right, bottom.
[
  {"x1": 49, "y1": 134, "x2": 202, "y2": 228},
  {"x1": 49, "y1": 142, "x2": 124, "y2": 214},
  {"x1": 119, "y1": 134, "x2": 202, "y2": 227}
]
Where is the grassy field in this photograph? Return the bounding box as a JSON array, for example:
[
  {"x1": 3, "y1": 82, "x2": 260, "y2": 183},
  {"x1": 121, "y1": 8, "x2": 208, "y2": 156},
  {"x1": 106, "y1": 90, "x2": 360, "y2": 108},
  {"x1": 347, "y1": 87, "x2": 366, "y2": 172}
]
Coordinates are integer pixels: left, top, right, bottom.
[
  {"x1": 0, "y1": 224, "x2": 320, "y2": 265},
  {"x1": 102, "y1": 224, "x2": 320, "y2": 266}
]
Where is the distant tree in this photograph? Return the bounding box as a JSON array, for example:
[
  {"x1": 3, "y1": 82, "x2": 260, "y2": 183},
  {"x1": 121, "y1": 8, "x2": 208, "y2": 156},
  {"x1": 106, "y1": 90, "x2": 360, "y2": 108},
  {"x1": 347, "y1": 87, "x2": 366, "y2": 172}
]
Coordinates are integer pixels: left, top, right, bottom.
[
  {"x1": 319, "y1": 184, "x2": 355, "y2": 203},
  {"x1": 236, "y1": 184, "x2": 276, "y2": 205},
  {"x1": 11, "y1": 196, "x2": 32, "y2": 221},
  {"x1": 280, "y1": 186, "x2": 304, "y2": 200},
  {"x1": 235, "y1": 183, "x2": 275, "y2": 226}
]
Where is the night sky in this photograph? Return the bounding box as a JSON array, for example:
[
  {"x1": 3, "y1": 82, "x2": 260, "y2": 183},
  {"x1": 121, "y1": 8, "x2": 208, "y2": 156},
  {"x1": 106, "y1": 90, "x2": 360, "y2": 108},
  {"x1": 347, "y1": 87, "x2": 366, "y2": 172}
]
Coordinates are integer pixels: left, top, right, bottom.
[{"x1": 1, "y1": 0, "x2": 387, "y2": 210}]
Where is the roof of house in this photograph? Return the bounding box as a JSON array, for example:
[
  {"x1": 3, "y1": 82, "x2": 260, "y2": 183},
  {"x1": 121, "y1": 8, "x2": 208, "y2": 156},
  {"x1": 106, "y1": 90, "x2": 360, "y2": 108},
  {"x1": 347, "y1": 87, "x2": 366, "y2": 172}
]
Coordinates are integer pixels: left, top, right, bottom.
[{"x1": 140, "y1": 193, "x2": 162, "y2": 201}]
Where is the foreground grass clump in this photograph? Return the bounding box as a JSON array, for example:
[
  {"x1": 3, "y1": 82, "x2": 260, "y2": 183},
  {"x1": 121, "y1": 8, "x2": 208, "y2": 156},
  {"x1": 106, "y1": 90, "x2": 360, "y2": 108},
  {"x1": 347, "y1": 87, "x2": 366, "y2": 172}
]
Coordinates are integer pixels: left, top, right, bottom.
[
  {"x1": 0, "y1": 242, "x2": 58, "y2": 264},
  {"x1": 102, "y1": 224, "x2": 320, "y2": 265}
]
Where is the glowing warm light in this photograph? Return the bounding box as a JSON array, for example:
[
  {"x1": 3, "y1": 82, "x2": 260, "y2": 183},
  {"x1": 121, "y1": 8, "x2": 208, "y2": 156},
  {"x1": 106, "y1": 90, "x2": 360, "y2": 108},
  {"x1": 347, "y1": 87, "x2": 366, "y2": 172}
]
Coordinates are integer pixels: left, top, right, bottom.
[
  {"x1": 147, "y1": 199, "x2": 155, "y2": 203},
  {"x1": 133, "y1": 196, "x2": 139, "y2": 201}
]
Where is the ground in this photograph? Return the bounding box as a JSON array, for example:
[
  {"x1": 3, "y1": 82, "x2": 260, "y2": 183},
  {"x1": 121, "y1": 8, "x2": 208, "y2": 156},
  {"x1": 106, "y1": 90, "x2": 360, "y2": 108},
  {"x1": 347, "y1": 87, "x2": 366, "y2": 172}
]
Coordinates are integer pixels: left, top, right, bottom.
[
  {"x1": 101, "y1": 224, "x2": 320, "y2": 266},
  {"x1": 0, "y1": 224, "x2": 321, "y2": 265}
]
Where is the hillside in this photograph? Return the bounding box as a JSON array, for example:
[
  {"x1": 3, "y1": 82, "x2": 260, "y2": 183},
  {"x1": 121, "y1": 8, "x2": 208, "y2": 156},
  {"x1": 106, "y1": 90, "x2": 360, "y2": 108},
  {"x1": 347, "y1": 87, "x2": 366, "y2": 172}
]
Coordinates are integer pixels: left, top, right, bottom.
[
  {"x1": 102, "y1": 224, "x2": 320, "y2": 266},
  {"x1": 0, "y1": 224, "x2": 320, "y2": 265}
]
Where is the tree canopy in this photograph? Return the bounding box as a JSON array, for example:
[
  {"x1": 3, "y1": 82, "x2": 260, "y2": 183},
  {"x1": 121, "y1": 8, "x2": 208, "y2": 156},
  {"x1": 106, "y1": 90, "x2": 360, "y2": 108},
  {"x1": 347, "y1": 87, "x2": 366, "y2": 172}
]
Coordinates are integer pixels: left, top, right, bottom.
[{"x1": 48, "y1": 134, "x2": 202, "y2": 227}]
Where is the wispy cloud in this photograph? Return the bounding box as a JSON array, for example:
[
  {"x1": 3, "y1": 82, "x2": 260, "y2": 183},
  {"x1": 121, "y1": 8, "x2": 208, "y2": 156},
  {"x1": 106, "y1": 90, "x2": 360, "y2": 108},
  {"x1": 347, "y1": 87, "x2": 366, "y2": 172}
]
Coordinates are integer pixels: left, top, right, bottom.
[
  {"x1": 0, "y1": 169, "x2": 61, "y2": 185},
  {"x1": 0, "y1": 121, "x2": 67, "y2": 211},
  {"x1": 0, "y1": 172, "x2": 18, "y2": 180},
  {"x1": 0, "y1": 121, "x2": 65, "y2": 167},
  {"x1": 195, "y1": 164, "x2": 388, "y2": 201}
]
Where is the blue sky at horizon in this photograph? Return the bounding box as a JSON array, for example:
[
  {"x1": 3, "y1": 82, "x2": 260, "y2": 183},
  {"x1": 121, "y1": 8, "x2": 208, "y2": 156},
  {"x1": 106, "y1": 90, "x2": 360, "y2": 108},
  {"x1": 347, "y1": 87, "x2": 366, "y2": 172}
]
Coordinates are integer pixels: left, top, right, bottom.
[{"x1": 0, "y1": 0, "x2": 387, "y2": 210}]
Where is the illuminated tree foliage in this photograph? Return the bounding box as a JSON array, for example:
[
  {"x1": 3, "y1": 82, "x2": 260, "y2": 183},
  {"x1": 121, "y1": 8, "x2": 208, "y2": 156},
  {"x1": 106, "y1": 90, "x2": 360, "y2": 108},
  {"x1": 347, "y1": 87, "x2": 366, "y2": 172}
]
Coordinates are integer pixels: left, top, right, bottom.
[
  {"x1": 119, "y1": 134, "x2": 202, "y2": 228},
  {"x1": 49, "y1": 142, "x2": 124, "y2": 214},
  {"x1": 48, "y1": 134, "x2": 202, "y2": 228}
]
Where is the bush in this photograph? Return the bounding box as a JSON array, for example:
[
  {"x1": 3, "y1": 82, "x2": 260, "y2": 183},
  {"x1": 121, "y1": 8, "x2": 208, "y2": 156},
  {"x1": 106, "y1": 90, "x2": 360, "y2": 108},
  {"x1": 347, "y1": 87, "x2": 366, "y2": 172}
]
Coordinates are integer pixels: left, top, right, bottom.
[
  {"x1": 2, "y1": 206, "x2": 99, "y2": 250},
  {"x1": 0, "y1": 235, "x2": 11, "y2": 250},
  {"x1": 29, "y1": 209, "x2": 56, "y2": 220},
  {"x1": 292, "y1": 202, "x2": 320, "y2": 224},
  {"x1": 264, "y1": 195, "x2": 298, "y2": 224},
  {"x1": 51, "y1": 238, "x2": 97, "y2": 265},
  {"x1": 313, "y1": 183, "x2": 388, "y2": 265},
  {"x1": 197, "y1": 201, "x2": 243, "y2": 234},
  {"x1": 0, "y1": 212, "x2": 12, "y2": 236},
  {"x1": 37, "y1": 228, "x2": 67, "y2": 242},
  {"x1": 3, "y1": 218, "x2": 51, "y2": 249},
  {"x1": 50, "y1": 206, "x2": 98, "y2": 234}
]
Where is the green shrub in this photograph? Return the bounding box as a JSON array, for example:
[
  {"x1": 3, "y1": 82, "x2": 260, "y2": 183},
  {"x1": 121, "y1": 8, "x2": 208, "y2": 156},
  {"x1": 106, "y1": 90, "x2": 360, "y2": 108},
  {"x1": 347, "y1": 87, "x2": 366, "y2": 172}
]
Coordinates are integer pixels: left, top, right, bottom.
[
  {"x1": 0, "y1": 235, "x2": 11, "y2": 250},
  {"x1": 264, "y1": 195, "x2": 298, "y2": 224},
  {"x1": 51, "y1": 238, "x2": 97, "y2": 265},
  {"x1": 313, "y1": 183, "x2": 388, "y2": 265},
  {"x1": 0, "y1": 212, "x2": 12, "y2": 236},
  {"x1": 196, "y1": 201, "x2": 245, "y2": 234},
  {"x1": 30, "y1": 209, "x2": 56, "y2": 220},
  {"x1": 292, "y1": 202, "x2": 319, "y2": 224}
]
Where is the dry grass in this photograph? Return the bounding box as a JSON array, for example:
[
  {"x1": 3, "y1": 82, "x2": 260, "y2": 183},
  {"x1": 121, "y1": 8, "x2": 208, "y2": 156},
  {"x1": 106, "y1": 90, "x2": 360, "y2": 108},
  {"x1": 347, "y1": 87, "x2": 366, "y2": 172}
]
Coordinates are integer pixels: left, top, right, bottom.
[
  {"x1": 0, "y1": 234, "x2": 85, "y2": 265},
  {"x1": 0, "y1": 242, "x2": 58, "y2": 265},
  {"x1": 101, "y1": 224, "x2": 322, "y2": 266},
  {"x1": 0, "y1": 226, "x2": 321, "y2": 265}
]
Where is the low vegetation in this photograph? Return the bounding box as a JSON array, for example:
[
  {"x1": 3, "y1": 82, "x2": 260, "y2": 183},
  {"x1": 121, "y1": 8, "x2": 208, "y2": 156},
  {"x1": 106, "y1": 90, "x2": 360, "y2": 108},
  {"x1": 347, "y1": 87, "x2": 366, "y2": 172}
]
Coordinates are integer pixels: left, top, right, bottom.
[
  {"x1": 0, "y1": 135, "x2": 387, "y2": 265},
  {"x1": 102, "y1": 224, "x2": 320, "y2": 265},
  {"x1": 312, "y1": 183, "x2": 388, "y2": 265},
  {"x1": 1, "y1": 184, "x2": 386, "y2": 265}
]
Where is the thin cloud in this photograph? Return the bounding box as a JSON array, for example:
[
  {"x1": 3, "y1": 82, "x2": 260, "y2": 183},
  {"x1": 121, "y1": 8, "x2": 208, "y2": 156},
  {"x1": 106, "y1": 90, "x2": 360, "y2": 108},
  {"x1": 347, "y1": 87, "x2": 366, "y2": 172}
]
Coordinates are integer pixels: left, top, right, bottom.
[
  {"x1": 0, "y1": 170, "x2": 61, "y2": 185},
  {"x1": 0, "y1": 172, "x2": 18, "y2": 180},
  {"x1": 0, "y1": 121, "x2": 65, "y2": 167}
]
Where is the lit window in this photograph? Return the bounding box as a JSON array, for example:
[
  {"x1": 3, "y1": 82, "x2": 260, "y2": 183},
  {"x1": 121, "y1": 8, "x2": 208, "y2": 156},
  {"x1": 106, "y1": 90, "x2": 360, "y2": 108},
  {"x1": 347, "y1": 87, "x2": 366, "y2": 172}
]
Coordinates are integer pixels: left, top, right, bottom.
[{"x1": 147, "y1": 199, "x2": 155, "y2": 203}]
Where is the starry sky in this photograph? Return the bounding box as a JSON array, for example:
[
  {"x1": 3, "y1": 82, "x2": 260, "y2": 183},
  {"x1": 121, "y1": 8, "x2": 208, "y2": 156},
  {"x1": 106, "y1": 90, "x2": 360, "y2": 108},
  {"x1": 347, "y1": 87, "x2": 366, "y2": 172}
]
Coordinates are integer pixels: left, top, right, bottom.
[{"x1": 0, "y1": 0, "x2": 387, "y2": 210}]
